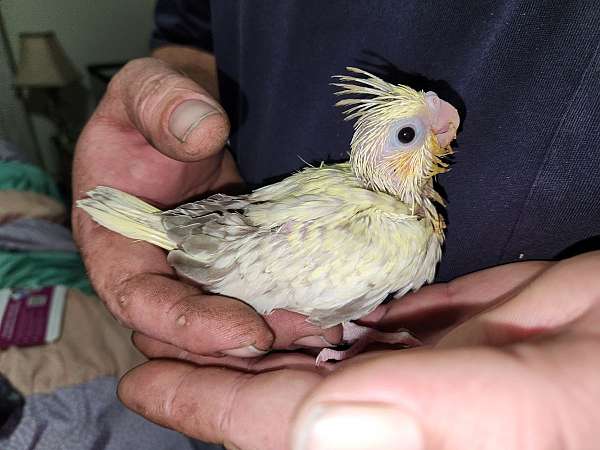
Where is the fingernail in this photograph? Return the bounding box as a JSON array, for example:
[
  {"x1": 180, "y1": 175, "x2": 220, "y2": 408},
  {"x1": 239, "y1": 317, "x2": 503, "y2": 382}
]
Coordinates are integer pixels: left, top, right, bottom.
[
  {"x1": 292, "y1": 402, "x2": 423, "y2": 450},
  {"x1": 293, "y1": 335, "x2": 334, "y2": 348},
  {"x1": 222, "y1": 345, "x2": 269, "y2": 358},
  {"x1": 169, "y1": 99, "x2": 220, "y2": 142}
]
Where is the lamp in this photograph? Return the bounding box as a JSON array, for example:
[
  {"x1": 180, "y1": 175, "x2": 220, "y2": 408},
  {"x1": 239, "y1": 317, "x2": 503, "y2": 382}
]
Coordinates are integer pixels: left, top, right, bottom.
[
  {"x1": 13, "y1": 31, "x2": 83, "y2": 181},
  {"x1": 0, "y1": 6, "x2": 43, "y2": 166},
  {"x1": 15, "y1": 32, "x2": 80, "y2": 88}
]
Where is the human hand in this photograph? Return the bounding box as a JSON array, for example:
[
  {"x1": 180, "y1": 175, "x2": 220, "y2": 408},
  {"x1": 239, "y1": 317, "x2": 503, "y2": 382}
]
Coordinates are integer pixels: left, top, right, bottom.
[
  {"x1": 119, "y1": 252, "x2": 600, "y2": 449},
  {"x1": 72, "y1": 55, "x2": 341, "y2": 359}
]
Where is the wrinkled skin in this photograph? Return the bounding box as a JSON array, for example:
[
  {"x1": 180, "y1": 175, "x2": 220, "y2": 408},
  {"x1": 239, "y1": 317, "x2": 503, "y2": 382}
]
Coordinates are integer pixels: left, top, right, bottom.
[
  {"x1": 119, "y1": 252, "x2": 600, "y2": 450},
  {"x1": 72, "y1": 54, "x2": 342, "y2": 361}
]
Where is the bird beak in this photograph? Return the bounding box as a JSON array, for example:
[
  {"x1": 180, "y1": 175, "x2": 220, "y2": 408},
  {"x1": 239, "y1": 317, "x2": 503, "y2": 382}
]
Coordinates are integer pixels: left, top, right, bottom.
[{"x1": 425, "y1": 92, "x2": 460, "y2": 147}]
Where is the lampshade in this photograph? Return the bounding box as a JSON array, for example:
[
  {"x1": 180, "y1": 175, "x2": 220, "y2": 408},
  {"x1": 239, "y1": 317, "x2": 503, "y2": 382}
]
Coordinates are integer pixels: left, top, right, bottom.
[{"x1": 15, "y1": 31, "x2": 80, "y2": 88}]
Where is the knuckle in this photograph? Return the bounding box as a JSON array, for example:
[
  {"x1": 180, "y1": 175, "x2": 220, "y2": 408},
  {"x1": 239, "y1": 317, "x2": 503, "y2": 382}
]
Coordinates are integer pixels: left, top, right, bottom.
[
  {"x1": 128, "y1": 71, "x2": 199, "y2": 143},
  {"x1": 100, "y1": 270, "x2": 141, "y2": 325},
  {"x1": 113, "y1": 57, "x2": 159, "y2": 84},
  {"x1": 108, "y1": 58, "x2": 181, "y2": 119},
  {"x1": 135, "y1": 71, "x2": 175, "y2": 107},
  {"x1": 105, "y1": 57, "x2": 152, "y2": 95}
]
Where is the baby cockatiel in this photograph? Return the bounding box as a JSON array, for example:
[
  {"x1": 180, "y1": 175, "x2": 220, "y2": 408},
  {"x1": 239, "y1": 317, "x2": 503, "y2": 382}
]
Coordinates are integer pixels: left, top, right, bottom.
[{"x1": 78, "y1": 67, "x2": 459, "y2": 352}]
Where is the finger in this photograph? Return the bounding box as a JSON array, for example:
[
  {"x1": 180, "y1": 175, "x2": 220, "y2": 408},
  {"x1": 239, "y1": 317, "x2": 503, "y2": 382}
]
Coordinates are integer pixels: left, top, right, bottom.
[
  {"x1": 368, "y1": 261, "x2": 551, "y2": 341},
  {"x1": 132, "y1": 306, "x2": 344, "y2": 365},
  {"x1": 439, "y1": 251, "x2": 600, "y2": 347},
  {"x1": 118, "y1": 360, "x2": 322, "y2": 450},
  {"x1": 72, "y1": 58, "x2": 240, "y2": 208},
  {"x1": 135, "y1": 308, "x2": 345, "y2": 355},
  {"x1": 264, "y1": 310, "x2": 343, "y2": 349},
  {"x1": 132, "y1": 332, "x2": 322, "y2": 372},
  {"x1": 99, "y1": 57, "x2": 229, "y2": 162}
]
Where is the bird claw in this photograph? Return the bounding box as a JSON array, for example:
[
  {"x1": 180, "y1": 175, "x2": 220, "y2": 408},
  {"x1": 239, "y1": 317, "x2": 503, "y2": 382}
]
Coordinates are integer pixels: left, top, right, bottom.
[{"x1": 315, "y1": 321, "x2": 422, "y2": 366}]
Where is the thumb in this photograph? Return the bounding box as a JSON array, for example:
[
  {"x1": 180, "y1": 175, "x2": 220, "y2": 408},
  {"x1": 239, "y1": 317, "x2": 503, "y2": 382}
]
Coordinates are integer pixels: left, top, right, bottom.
[
  {"x1": 100, "y1": 57, "x2": 229, "y2": 162},
  {"x1": 290, "y1": 348, "x2": 557, "y2": 450}
]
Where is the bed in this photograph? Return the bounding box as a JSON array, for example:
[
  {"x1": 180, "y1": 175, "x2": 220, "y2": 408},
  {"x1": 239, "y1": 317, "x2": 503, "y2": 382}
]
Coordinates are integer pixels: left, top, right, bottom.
[{"x1": 0, "y1": 140, "x2": 220, "y2": 450}]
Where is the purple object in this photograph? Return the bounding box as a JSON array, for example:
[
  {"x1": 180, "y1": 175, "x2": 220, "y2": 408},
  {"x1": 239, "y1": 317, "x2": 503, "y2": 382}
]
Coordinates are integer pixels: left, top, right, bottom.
[{"x1": 0, "y1": 286, "x2": 66, "y2": 349}]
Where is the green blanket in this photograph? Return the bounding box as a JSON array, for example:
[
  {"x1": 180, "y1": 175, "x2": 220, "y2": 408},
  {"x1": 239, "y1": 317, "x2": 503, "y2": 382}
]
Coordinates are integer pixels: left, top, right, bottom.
[
  {"x1": 0, "y1": 160, "x2": 63, "y2": 202},
  {"x1": 0, "y1": 250, "x2": 93, "y2": 294},
  {"x1": 0, "y1": 160, "x2": 92, "y2": 293}
]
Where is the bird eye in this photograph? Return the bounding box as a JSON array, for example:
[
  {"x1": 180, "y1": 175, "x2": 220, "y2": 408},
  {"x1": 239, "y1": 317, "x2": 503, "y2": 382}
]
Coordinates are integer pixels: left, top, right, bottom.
[
  {"x1": 386, "y1": 118, "x2": 425, "y2": 153},
  {"x1": 397, "y1": 127, "x2": 416, "y2": 144}
]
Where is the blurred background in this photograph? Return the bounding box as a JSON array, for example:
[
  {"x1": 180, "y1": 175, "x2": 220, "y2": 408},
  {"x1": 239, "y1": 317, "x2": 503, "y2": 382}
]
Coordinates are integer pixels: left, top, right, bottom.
[
  {"x1": 0, "y1": 3, "x2": 219, "y2": 449},
  {"x1": 0, "y1": 0, "x2": 155, "y2": 188}
]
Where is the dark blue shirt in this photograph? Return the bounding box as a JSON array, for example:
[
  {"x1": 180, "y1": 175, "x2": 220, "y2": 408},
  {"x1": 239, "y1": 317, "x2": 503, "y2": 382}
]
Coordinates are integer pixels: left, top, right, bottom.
[{"x1": 152, "y1": 0, "x2": 600, "y2": 281}]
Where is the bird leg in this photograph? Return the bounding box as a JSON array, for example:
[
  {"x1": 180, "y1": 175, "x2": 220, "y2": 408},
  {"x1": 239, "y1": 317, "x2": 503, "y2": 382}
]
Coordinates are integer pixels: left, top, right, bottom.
[{"x1": 315, "y1": 321, "x2": 422, "y2": 366}]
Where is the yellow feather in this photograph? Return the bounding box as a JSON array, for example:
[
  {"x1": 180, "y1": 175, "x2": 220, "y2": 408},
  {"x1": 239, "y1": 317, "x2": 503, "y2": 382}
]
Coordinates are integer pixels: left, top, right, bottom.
[{"x1": 77, "y1": 186, "x2": 176, "y2": 251}]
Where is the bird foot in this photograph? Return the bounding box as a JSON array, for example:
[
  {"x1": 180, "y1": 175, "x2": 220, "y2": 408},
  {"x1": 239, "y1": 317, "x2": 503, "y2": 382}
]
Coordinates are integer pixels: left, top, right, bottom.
[{"x1": 315, "y1": 321, "x2": 422, "y2": 366}]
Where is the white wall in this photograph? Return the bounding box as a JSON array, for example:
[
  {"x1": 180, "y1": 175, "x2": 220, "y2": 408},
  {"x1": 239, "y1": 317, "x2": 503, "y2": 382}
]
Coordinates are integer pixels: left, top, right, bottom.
[{"x1": 0, "y1": 0, "x2": 155, "y2": 174}]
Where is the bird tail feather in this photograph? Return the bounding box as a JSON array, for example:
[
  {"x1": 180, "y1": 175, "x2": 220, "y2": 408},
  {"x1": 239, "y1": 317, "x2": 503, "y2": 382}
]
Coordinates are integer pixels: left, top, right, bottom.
[{"x1": 76, "y1": 186, "x2": 176, "y2": 251}]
